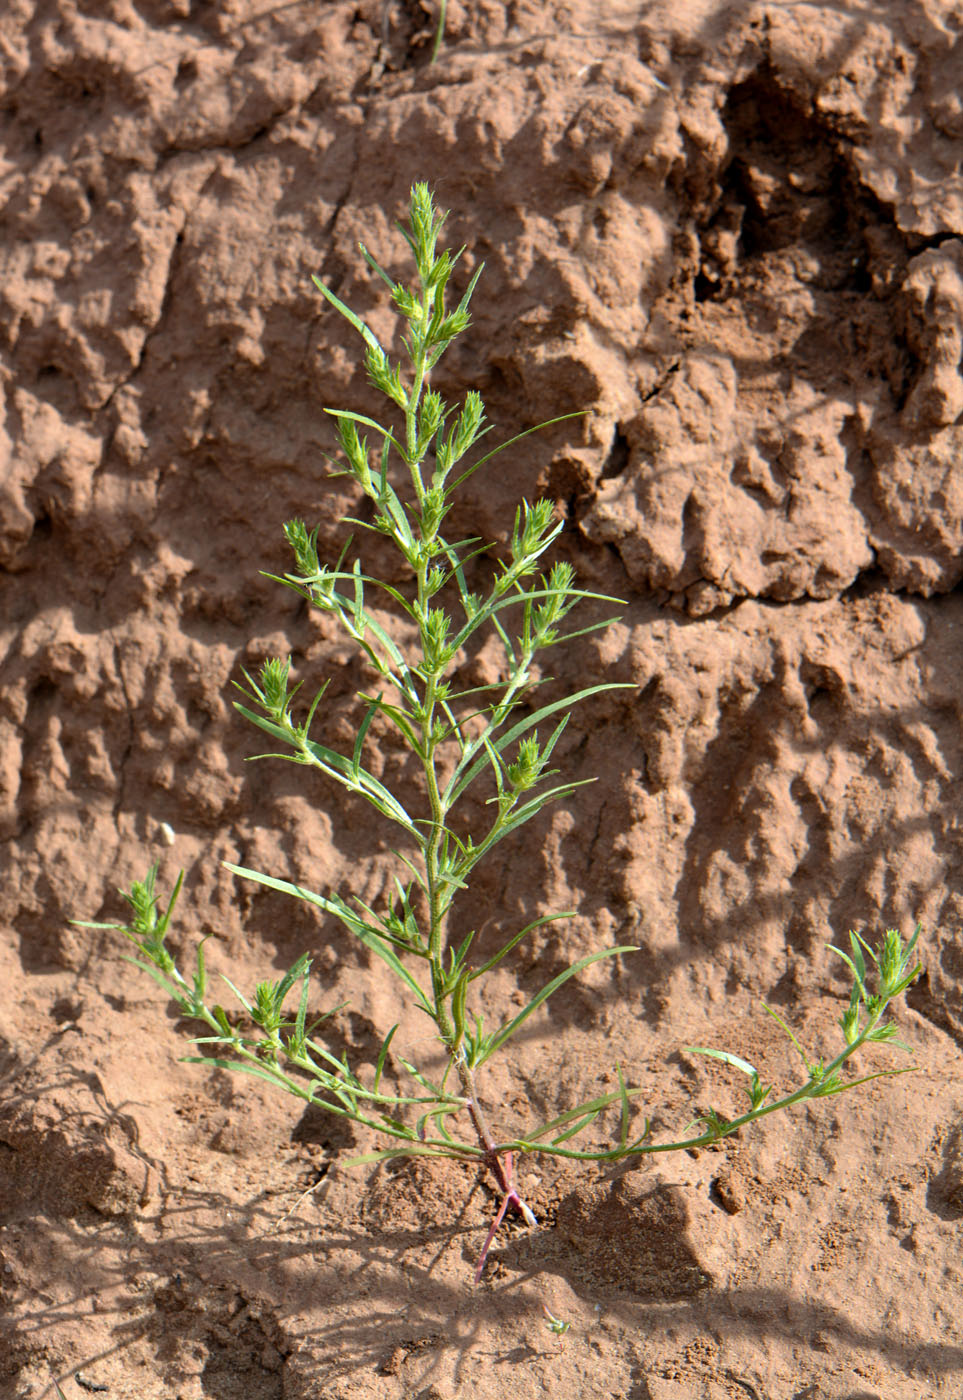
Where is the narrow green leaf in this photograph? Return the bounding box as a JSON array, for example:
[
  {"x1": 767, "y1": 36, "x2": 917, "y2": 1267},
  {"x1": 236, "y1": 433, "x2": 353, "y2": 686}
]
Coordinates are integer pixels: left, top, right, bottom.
[
  {"x1": 292, "y1": 970, "x2": 309, "y2": 1050},
  {"x1": 451, "y1": 260, "x2": 484, "y2": 320},
  {"x1": 448, "y1": 583, "x2": 626, "y2": 658},
  {"x1": 617, "y1": 1064, "x2": 631, "y2": 1151},
  {"x1": 828, "y1": 942, "x2": 865, "y2": 997},
  {"x1": 684, "y1": 1047, "x2": 760, "y2": 1079},
  {"x1": 495, "y1": 779, "x2": 597, "y2": 839},
  {"x1": 219, "y1": 974, "x2": 254, "y2": 1015},
  {"x1": 545, "y1": 617, "x2": 625, "y2": 648},
  {"x1": 351, "y1": 557, "x2": 365, "y2": 630},
  {"x1": 550, "y1": 1110, "x2": 605, "y2": 1146},
  {"x1": 301, "y1": 739, "x2": 418, "y2": 832},
  {"x1": 275, "y1": 952, "x2": 313, "y2": 1006},
  {"x1": 449, "y1": 927, "x2": 475, "y2": 972},
  {"x1": 475, "y1": 945, "x2": 638, "y2": 1065},
  {"x1": 416, "y1": 1103, "x2": 463, "y2": 1142},
  {"x1": 482, "y1": 730, "x2": 507, "y2": 800},
  {"x1": 340, "y1": 1143, "x2": 480, "y2": 1167},
  {"x1": 348, "y1": 599, "x2": 412, "y2": 674},
  {"x1": 450, "y1": 411, "x2": 586, "y2": 491},
  {"x1": 451, "y1": 968, "x2": 469, "y2": 1049},
  {"x1": 234, "y1": 705, "x2": 419, "y2": 834},
  {"x1": 156, "y1": 867, "x2": 185, "y2": 937},
  {"x1": 352, "y1": 695, "x2": 382, "y2": 776},
  {"x1": 806, "y1": 1065, "x2": 918, "y2": 1098},
  {"x1": 194, "y1": 938, "x2": 208, "y2": 1000},
  {"x1": 447, "y1": 683, "x2": 633, "y2": 803},
  {"x1": 519, "y1": 1084, "x2": 649, "y2": 1143},
  {"x1": 311, "y1": 276, "x2": 383, "y2": 354},
  {"x1": 357, "y1": 242, "x2": 399, "y2": 292},
  {"x1": 374, "y1": 1024, "x2": 398, "y2": 1093},
  {"x1": 484, "y1": 611, "x2": 516, "y2": 676},
  {"x1": 468, "y1": 912, "x2": 573, "y2": 981},
  {"x1": 301, "y1": 1034, "x2": 366, "y2": 1077},
  {"x1": 223, "y1": 864, "x2": 434, "y2": 1015},
  {"x1": 123, "y1": 955, "x2": 193, "y2": 1010},
  {"x1": 761, "y1": 1002, "x2": 814, "y2": 1071},
  {"x1": 181, "y1": 1054, "x2": 314, "y2": 1097}
]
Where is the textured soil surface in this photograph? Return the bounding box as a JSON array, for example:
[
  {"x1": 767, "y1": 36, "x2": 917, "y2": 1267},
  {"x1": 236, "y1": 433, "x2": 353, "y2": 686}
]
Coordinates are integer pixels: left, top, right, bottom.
[{"x1": 2, "y1": 2, "x2": 963, "y2": 1398}]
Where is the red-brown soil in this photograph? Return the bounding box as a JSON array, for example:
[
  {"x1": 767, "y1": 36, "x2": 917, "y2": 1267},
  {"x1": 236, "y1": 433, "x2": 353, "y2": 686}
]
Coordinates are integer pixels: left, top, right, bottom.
[{"x1": 2, "y1": 3, "x2": 962, "y2": 1398}]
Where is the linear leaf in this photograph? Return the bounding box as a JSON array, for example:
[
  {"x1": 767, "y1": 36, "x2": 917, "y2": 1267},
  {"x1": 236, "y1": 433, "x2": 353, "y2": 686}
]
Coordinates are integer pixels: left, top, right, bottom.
[
  {"x1": 357, "y1": 693, "x2": 422, "y2": 754},
  {"x1": 447, "y1": 683, "x2": 633, "y2": 803},
  {"x1": 340, "y1": 1143, "x2": 480, "y2": 1167},
  {"x1": 517, "y1": 1084, "x2": 649, "y2": 1143},
  {"x1": 234, "y1": 706, "x2": 418, "y2": 834},
  {"x1": 357, "y1": 242, "x2": 399, "y2": 292},
  {"x1": 684, "y1": 1047, "x2": 760, "y2": 1079},
  {"x1": 373, "y1": 1024, "x2": 398, "y2": 1094},
  {"x1": 807, "y1": 1065, "x2": 918, "y2": 1098},
  {"x1": 450, "y1": 411, "x2": 586, "y2": 491},
  {"x1": 447, "y1": 582, "x2": 624, "y2": 659},
  {"x1": 181, "y1": 1054, "x2": 314, "y2": 1097},
  {"x1": 494, "y1": 779, "x2": 596, "y2": 837},
  {"x1": 123, "y1": 956, "x2": 194, "y2": 1010},
  {"x1": 474, "y1": 945, "x2": 638, "y2": 1065},
  {"x1": 352, "y1": 695, "x2": 381, "y2": 776},
  {"x1": 311, "y1": 277, "x2": 383, "y2": 354},
  {"x1": 223, "y1": 864, "x2": 434, "y2": 1015},
  {"x1": 468, "y1": 912, "x2": 573, "y2": 982}
]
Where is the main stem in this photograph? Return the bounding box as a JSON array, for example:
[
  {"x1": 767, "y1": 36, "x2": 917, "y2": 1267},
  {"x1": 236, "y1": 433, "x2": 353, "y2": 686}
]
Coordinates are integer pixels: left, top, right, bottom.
[
  {"x1": 403, "y1": 261, "x2": 535, "y2": 1241},
  {"x1": 418, "y1": 672, "x2": 526, "y2": 1212}
]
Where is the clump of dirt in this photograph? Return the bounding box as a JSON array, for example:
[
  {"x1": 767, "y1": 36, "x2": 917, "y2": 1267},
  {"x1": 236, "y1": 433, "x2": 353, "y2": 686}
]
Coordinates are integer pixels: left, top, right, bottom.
[{"x1": 555, "y1": 1174, "x2": 714, "y2": 1297}]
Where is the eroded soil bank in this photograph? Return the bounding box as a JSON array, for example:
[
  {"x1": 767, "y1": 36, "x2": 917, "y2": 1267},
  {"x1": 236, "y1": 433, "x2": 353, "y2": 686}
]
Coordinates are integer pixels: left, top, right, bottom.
[{"x1": 1, "y1": 2, "x2": 962, "y2": 1397}]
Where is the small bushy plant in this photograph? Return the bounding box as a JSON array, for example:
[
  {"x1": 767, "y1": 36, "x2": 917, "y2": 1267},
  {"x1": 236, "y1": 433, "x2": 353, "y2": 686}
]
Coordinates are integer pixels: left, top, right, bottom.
[{"x1": 78, "y1": 185, "x2": 922, "y2": 1280}]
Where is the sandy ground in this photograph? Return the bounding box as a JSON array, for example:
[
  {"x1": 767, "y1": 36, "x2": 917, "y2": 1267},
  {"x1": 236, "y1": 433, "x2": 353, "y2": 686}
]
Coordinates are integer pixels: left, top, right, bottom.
[{"x1": 2, "y1": 1, "x2": 963, "y2": 1397}]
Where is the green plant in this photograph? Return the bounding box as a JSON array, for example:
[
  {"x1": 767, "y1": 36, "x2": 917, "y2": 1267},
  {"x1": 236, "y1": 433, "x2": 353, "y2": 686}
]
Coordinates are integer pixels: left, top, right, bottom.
[
  {"x1": 431, "y1": 0, "x2": 447, "y2": 62},
  {"x1": 77, "y1": 184, "x2": 922, "y2": 1280},
  {"x1": 543, "y1": 1304, "x2": 572, "y2": 1353}
]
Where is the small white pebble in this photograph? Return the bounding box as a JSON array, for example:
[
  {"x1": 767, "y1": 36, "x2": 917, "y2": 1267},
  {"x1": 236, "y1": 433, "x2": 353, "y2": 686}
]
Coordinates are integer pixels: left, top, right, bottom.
[{"x1": 159, "y1": 821, "x2": 175, "y2": 846}]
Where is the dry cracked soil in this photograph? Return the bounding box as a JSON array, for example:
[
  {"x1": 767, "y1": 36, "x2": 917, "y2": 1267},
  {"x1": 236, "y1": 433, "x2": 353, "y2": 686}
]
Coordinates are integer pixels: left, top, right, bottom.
[{"x1": 2, "y1": 2, "x2": 963, "y2": 1398}]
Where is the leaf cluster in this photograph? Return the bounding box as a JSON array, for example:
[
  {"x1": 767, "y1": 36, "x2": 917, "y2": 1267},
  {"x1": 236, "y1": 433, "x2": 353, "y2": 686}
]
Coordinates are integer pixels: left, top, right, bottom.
[{"x1": 81, "y1": 876, "x2": 923, "y2": 1168}]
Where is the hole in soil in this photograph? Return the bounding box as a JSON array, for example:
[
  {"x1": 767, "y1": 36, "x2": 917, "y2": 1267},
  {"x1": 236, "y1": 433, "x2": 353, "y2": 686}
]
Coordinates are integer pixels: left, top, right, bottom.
[
  {"x1": 30, "y1": 511, "x2": 53, "y2": 545},
  {"x1": 291, "y1": 1101, "x2": 355, "y2": 1152},
  {"x1": 380, "y1": 0, "x2": 439, "y2": 71},
  {"x1": 702, "y1": 72, "x2": 905, "y2": 300},
  {"x1": 693, "y1": 270, "x2": 721, "y2": 302},
  {"x1": 175, "y1": 57, "x2": 198, "y2": 88},
  {"x1": 601, "y1": 427, "x2": 630, "y2": 478},
  {"x1": 685, "y1": 68, "x2": 914, "y2": 404}
]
